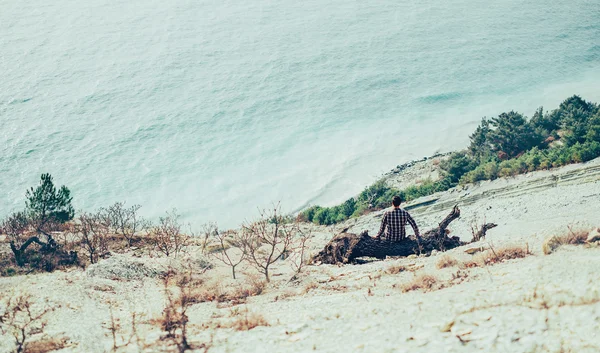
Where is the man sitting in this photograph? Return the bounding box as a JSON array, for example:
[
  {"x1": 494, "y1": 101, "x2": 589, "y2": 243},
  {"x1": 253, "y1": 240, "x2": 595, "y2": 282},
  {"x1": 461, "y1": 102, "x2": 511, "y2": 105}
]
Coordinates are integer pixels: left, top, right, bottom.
[{"x1": 375, "y1": 195, "x2": 420, "y2": 241}]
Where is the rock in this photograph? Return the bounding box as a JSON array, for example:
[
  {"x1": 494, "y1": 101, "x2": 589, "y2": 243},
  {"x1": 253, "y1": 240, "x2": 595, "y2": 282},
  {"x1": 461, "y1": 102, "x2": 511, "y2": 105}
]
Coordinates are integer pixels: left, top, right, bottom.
[
  {"x1": 586, "y1": 229, "x2": 600, "y2": 243},
  {"x1": 431, "y1": 250, "x2": 438, "y2": 256},
  {"x1": 407, "y1": 254, "x2": 418, "y2": 259},
  {"x1": 87, "y1": 254, "x2": 167, "y2": 280}
]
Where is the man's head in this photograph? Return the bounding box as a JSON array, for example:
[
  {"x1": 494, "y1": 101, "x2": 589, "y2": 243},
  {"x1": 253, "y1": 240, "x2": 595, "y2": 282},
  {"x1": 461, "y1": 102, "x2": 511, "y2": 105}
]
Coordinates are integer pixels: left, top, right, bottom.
[{"x1": 392, "y1": 195, "x2": 402, "y2": 207}]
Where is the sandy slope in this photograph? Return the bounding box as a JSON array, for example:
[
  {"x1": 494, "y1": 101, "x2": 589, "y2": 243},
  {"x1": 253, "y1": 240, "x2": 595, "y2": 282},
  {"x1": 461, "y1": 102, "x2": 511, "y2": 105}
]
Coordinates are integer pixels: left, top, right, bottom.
[{"x1": 1, "y1": 158, "x2": 600, "y2": 353}]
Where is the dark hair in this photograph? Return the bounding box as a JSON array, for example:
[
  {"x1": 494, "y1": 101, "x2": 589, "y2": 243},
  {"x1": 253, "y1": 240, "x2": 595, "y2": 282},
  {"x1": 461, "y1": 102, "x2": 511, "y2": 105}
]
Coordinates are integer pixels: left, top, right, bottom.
[{"x1": 392, "y1": 195, "x2": 402, "y2": 207}]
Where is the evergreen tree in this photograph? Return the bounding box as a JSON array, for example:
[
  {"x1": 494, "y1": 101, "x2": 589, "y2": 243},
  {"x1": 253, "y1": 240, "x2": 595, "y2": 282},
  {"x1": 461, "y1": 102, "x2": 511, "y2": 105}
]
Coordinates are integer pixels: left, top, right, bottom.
[{"x1": 25, "y1": 173, "x2": 75, "y2": 226}]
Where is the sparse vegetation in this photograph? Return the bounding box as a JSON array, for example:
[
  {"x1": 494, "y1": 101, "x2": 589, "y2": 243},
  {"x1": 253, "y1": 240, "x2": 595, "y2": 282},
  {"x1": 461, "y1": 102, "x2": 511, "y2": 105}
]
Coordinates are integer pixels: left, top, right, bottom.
[
  {"x1": 0, "y1": 293, "x2": 56, "y2": 353},
  {"x1": 149, "y1": 210, "x2": 190, "y2": 257},
  {"x1": 209, "y1": 227, "x2": 246, "y2": 279},
  {"x1": 104, "y1": 202, "x2": 148, "y2": 247},
  {"x1": 400, "y1": 273, "x2": 440, "y2": 293},
  {"x1": 542, "y1": 227, "x2": 590, "y2": 255},
  {"x1": 227, "y1": 308, "x2": 269, "y2": 331},
  {"x1": 77, "y1": 211, "x2": 110, "y2": 264},
  {"x1": 436, "y1": 254, "x2": 458, "y2": 269},
  {"x1": 385, "y1": 264, "x2": 407, "y2": 274},
  {"x1": 462, "y1": 244, "x2": 532, "y2": 268},
  {"x1": 241, "y1": 205, "x2": 298, "y2": 282}
]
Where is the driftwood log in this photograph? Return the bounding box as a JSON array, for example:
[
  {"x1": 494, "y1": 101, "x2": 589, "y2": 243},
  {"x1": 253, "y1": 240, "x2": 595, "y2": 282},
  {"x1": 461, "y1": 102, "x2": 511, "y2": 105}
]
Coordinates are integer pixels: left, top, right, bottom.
[
  {"x1": 312, "y1": 206, "x2": 491, "y2": 264},
  {"x1": 9, "y1": 234, "x2": 78, "y2": 268}
]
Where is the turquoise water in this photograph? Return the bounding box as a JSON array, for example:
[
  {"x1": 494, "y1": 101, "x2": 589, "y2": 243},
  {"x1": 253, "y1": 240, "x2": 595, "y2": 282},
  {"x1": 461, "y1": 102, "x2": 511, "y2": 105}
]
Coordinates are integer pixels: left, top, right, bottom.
[{"x1": 1, "y1": 0, "x2": 599, "y2": 227}]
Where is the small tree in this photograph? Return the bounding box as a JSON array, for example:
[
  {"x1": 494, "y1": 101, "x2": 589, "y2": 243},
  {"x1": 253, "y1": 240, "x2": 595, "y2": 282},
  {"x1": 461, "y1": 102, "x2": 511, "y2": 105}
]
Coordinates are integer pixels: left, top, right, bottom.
[
  {"x1": 289, "y1": 228, "x2": 312, "y2": 275},
  {"x1": 77, "y1": 211, "x2": 110, "y2": 264},
  {"x1": 241, "y1": 205, "x2": 297, "y2": 282},
  {"x1": 105, "y1": 202, "x2": 148, "y2": 247},
  {"x1": 25, "y1": 174, "x2": 74, "y2": 232},
  {"x1": 150, "y1": 210, "x2": 189, "y2": 257},
  {"x1": 209, "y1": 226, "x2": 246, "y2": 279}
]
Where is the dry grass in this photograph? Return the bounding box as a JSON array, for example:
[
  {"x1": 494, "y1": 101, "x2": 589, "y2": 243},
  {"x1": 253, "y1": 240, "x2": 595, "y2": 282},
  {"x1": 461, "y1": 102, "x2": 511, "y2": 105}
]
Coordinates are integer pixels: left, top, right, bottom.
[
  {"x1": 385, "y1": 264, "x2": 406, "y2": 274},
  {"x1": 542, "y1": 228, "x2": 590, "y2": 255},
  {"x1": 225, "y1": 309, "x2": 269, "y2": 331},
  {"x1": 303, "y1": 281, "x2": 319, "y2": 294},
  {"x1": 184, "y1": 275, "x2": 266, "y2": 305},
  {"x1": 399, "y1": 273, "x2": 440, "y2": 293},
  {"x1": 436, "y1": 255, "x2": 458, "y2": 269},
  {"x1": 23, "y1": 336, "x2": 70, "y2": 353},
  {"x1": 462, "y1": 244, "x2": 532, "y2": 268}
]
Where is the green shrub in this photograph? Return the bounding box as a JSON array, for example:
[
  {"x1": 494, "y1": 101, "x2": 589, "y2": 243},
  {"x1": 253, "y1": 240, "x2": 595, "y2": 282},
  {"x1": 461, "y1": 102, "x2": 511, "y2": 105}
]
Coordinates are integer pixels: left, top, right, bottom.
[{"x1": 439, "y1": 152, "x2": 477, "y2": 183}]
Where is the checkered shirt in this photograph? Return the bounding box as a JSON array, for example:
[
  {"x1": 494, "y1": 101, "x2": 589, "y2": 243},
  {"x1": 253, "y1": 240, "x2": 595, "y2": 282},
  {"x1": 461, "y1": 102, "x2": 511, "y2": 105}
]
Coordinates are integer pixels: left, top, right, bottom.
[{"x1": 376, "y1": 208, "x2": 420, "y2": 242}]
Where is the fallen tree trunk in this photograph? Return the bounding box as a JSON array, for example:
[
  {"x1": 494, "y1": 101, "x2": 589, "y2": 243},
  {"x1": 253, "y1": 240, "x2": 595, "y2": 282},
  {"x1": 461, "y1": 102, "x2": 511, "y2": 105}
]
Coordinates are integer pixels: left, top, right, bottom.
[
  {"x1": 10, "y1": 235, "x2": 78, "y2": 268},
  {"x1": 311, "y1": 206, "x2": 475, "y2": 264}
]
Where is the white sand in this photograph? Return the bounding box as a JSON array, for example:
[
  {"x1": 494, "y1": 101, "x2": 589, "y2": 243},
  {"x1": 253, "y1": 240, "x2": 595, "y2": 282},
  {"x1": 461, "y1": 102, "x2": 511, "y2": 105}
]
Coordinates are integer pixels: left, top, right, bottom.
[{"x1": 2, "y1": 158, "x2": 600, "y2": 353}]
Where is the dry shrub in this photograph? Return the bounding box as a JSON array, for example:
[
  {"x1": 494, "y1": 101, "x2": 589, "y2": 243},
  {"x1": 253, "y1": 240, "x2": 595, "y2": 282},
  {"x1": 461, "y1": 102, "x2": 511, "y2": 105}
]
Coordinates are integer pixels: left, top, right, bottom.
[
  {"x1": 228, "y1": 310, "x2": 269, "y2": 331},
  {"x1": 385, "y1": 264, "x2": 406, "y2": 274},
  {"x1": 436, "y1": 255, "x2": 458, "y2": 269},
  {"x1": 23, "y1": 336, "x2": 70, "y2": 353},
  {"x1": 240, "y1": 204, "x2": 298, "y2": 282},
  {"x1": 462, "y1": 244, "x2": 531, "y2": 267},
  {"x1": 400, "y1": 273, "x2": 439, "y2": 293},
  {"x1": 209, "y1": 228, "x2": 246, "y2": 279},
  {"x1": 303, "y1": 281, "x2": 319, "y2": 294},
  {"x1": 185, "y1": 276, "x2": 266, "y2": 305},
  {"x1": 224, "y1": 276, "x2": 266, "y2": 304},
  {"x1": 149, "y1": 210, "x2": 190, "y2": 257},
  {"x1": 0, "y1": 294, "x2": 56, "y2": 353},
  {"x1": 543, "y1": 227, "x2": 590, "y2": 255}
]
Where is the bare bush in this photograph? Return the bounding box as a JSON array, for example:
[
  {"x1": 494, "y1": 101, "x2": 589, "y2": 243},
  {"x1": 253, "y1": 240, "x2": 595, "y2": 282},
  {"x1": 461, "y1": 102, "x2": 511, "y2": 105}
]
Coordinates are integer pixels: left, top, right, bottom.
[
  {"x1": 289, "y1": 228, "x2": 312, "y2": 274},
  {"x1": 0, "y1": 294, "x2": 55, "y2": 353},
  {"x1": 158, "y1": 271, "x2": 193, "y2": 352},
  {"x1": 150, "y1": 210, "x2": 190, "y2": 257},
  {"x1": 210, "y1": 227, "x2": 246, "y2": 279},
  {"x1": 200, "y1": 222, "x2": 218, "y2": 254},
  {"x1": 542, "y1": 226, "x2": 590, "y2": 255},
  {"x1": 2, "y1": 212, "x2": 32, "y2": 247},
  {"x1": 436, "y1": 254, "x2": 458, "y2": 269},
  {"x1": 241, "y1": 205, "x2": 297, "y2": 282},
  {"x1": 105, "y1": 202, "x2": 148, "y2": 247},
  {"x1": 400, "y1": 273, "x2": 439, "y2": 293},
  {"x1": 77, "y1": 211, "x2": 111, "y2": 264}
]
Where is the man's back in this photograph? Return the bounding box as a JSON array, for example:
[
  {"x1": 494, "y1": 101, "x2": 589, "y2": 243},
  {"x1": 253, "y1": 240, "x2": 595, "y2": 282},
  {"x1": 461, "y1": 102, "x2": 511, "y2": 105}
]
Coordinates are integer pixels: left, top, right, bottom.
[{"x1": 376, "y1": 207, "x2": 419, "y2": 242}]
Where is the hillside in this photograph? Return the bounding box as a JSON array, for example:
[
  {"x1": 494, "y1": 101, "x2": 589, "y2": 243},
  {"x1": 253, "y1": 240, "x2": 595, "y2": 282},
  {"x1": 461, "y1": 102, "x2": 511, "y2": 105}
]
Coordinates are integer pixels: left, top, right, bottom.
[{"x1": 1, "y1": 157, "x2": 600, "y2": 353}]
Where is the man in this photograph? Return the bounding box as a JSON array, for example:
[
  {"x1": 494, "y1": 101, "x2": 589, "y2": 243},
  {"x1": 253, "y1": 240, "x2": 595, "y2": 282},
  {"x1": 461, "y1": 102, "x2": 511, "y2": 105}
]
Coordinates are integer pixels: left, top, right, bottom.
[{"x1": 375, "y1": 195, "x2": 420, "y2": 241}]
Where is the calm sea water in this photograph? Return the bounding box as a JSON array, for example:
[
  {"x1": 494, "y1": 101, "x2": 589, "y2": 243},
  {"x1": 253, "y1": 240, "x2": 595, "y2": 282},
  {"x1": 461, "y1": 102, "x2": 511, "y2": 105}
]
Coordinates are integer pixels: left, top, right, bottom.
[{"x1": 1, "y1": 0, "x2": 599, "y2": 227}]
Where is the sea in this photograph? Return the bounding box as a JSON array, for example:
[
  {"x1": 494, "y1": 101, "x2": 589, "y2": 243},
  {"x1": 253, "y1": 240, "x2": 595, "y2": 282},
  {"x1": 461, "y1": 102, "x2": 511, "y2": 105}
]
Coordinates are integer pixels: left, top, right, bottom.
[{"x1": 1, "y1": 0, "x2": 599, "y2": 228}]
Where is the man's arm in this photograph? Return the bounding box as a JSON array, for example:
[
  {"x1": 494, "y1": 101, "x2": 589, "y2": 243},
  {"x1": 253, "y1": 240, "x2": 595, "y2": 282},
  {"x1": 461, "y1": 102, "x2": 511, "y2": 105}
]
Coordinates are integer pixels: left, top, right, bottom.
[
  {"x1": 406, "y1": 212, "x2": 420, "y2": 237},
  {"x1": 376, "y1": 212, "x2": 388, "y2": 239}
]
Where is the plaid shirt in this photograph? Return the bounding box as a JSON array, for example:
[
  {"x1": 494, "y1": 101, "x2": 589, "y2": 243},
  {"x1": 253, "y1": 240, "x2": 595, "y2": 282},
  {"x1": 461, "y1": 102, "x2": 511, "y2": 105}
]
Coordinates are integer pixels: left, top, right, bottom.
[{"x1": 376, "y1": 208, "x2": 420, "y2": 242}]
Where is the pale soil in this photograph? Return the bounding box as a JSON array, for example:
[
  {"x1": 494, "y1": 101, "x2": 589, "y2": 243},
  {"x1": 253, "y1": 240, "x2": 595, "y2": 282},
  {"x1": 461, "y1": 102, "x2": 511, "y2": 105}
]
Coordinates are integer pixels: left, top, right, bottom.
[{"x1": 2, "y1": 158, "x2": 600, "y2": 353}]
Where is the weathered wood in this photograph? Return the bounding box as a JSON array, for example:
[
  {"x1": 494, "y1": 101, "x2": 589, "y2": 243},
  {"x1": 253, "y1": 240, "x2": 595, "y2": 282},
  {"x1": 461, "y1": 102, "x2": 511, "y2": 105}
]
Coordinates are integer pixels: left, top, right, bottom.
[
  {"x1": 10, "y1": 235, "x2": 78, "y2": 268},
  {"x1": 311, "y1": 206, "x2": 473, "y2": 264},
  {"x1": 471, "y1": 223, "x2": 498, "y2": 242}
]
